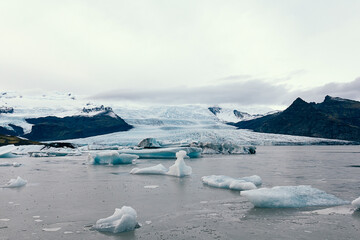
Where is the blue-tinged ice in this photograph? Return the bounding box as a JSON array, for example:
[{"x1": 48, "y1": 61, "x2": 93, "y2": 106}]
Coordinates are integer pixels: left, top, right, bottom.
[
  {"x1": 94, "y1": 206, "x2": 139, "y2": 233},
  {"x1": 1, "y1": 176, "x2": 27, "y2": 188},
  {"x1": 118, "y1": 147, "x2": 201, "y2": 159},
  {"x1": 201, "y1": 175, "x2": 261, "y2": 191},
  {"x1": 241, "y1": 185, "x2": 350, "y2": 208},
  {"x1": 352, "y1": 197, "x2": 360, "y2": 210},
  {"x1": 167, "y1": 150, "x2": 192, "y2": 177},
  {"x1": 89, "y1": 151, "x2": 138, "y2": 165},
  {"x1": 130, "y1": 164, "x2": 168, "y2": 175},
  {"x1": 0, "y1": 145, "x2": 17, "y2": 158}
]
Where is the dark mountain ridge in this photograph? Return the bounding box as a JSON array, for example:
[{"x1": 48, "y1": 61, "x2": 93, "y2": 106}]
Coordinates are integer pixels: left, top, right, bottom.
[{"x1": 231, "y1": 96, "x2": 360, "y2": 142}]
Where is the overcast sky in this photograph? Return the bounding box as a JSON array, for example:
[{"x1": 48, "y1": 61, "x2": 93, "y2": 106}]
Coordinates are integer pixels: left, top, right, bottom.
[{"x1": 1, "y1": 0, "x2": 360, "y2": 107}]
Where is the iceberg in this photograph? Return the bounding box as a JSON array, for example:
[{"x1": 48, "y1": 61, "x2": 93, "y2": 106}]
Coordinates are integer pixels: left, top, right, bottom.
[
  {"x1": 119, "y1": 147, "x2": 201, "y2": 159},
  {"x1": 352, "y1": 197, "x2": 360, "y2": 210},
  {"x1": 130, "y1": 164, "x2": 168, "y2": 175},
  {"x1": 130, "y1": 151, "x2": 192, "y2": 177},
  {"x1": 241, "y1": 185, "x2": 350, "y2": 208},
  {"x1": 89, "y1": 151, "x2": 138, "y2": 165},
  {"x1": 137, "y1": 138, "x2": 161, "y2": 148},
  {"x1": 166, "y1": 150, "x2": 192, "y2": 177},
  {"x1": 0, "y1": 162, "x2": 21, "y2": 167},
  {"x1": 201, "y1": 175, "x2": 261, "y2": 191},
  {"x1": 94, "y1": 206, "x2": 139, "y2": 233},
  {"x1": 191, "y1": 142, "x2": 256, "y2": 155},
  {"x1": 0, "y1": 145, "x2": 17, "y2": 158},
  {"x1": 1, "y1": 176, "x2": 27, "y2": 188}
]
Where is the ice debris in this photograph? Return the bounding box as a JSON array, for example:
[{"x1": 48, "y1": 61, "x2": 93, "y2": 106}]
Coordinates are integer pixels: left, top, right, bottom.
[
  {"x1": 94, "y1": 206, "x2": 139, "y2": 233},
  {"x1": 130, "y1": 164, "x2": 168, "y2": 175},
  {"x1": 352, "y1": 197, "x2": 360, "y2": 210},
  {"x1": 119, "y1": 147, "x2": 201, "y2": 159},
  {"x1": 167, "y1": 150, "x2": 192, "y2": 177},
  {"x1": 0, "y1": 145, "x2": 17, "y2": 158},
  {"x1": 1, "y1": 176, "x2": 27, "y2": 188},
  {"x1": 89, "y1": 151, "x2": 138, "y2": 165},
  {"x1": 241, "y1": 185, "x2": 350, "y2": 208},
  {"x1": 191, "y1": 142, "x2": 256, "y2": 154},
  {"x1": 130, "y1": 151, "x2": 192, "y2": 177},
  {"x1": 201, "y1": 175, "x2": 261, "y2": 191},
  {"x1": 0, "y1": 162, "x2": 21, "y2": 167},
  {"x1": 138, "y1": 138, "x2": 161, "y2": 148}
]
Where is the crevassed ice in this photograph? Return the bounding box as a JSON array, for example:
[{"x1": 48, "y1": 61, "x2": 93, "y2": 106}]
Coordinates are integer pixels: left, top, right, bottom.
[
  {"x1": 89, "y1": 151, "x2": 138, "y2": 165},
  {"x1": 94, "y1": 206, "x2": 139, "y2": 233},
  {"x1": 201, "y1": 175, "x2": 261, "y2": 191},
  {"x1": 241, "y1": 185, "x2": 350, "y2": 208}
]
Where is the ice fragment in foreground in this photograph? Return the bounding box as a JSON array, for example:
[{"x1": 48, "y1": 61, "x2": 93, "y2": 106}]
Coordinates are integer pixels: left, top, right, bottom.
[
  {"x1": 89, "y1": 151, "x2": 138, "y2": 165},
  {"x1": 352, "y1": 197, "x2": 360, "y2": 210},
  {"x1": 202, "y1": 175, "x2": 261, "y2": 190},
  {"x1": 1, "y1": 176, "x2": 27, "y2": 188},
  {"x1": 241, "y1": 185, "x2": 349, "y2": 208},
  {"x1": 166, "y1": 150, "x2": 192, "y2": 177},
  {"x1": 130, "y1": 164, "x2": 168, "y2": 175},
  {"x1": 94, "y1": 206, "x2": 139, "y2": 233}
]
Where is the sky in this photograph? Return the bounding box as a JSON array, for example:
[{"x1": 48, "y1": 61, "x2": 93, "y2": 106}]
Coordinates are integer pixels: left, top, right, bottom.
[{"x1": 1, "y1": 0, "x2": 360, "y2": 107}]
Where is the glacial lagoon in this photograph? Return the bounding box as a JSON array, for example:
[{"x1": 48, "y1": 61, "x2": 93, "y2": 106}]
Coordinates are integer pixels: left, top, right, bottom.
[{"x1": 1, "y1": 146, "x2": 360, "y2": 239}]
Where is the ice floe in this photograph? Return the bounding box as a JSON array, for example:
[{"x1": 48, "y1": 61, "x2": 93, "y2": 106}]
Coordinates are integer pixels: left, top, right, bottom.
[
  {"x1": 119, "y1": 147, "x2": 201, "y2": 159},
  {"x1": 241, "y1": 185, "x2": 349, "y2": 208},
  {"x1": 352, "y1": 196, "x2": 360, "y2": 210},
  {"x1": 94, "y1": 206, "x2": 139, "y2": 233},
  {"x1": 166, "y1": 150, "x2": 192, "y2": 177},
  {"x1": 1, "y1": 176, "x2": 27, "y2": 188},
  {"x1": 130, "y1": 151, "x2": 192, "y2": 177},
  {"x1": 0, "y1": 162, "x2": 21, "y2": 167},
  {"x1": 89, "y1": 151, "x2": 138, "y2": 165},
  {"x1": 202, "y1": 175, "x2": 261, "y2": 191}
]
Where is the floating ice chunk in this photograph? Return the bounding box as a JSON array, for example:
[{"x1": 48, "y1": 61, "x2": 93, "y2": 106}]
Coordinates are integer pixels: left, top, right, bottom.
[
  {"x1": 241, "y1": 185, "x2": 349, "y2": 208},
  {"x1": 202, "y1": 175, "x2": 261, "y2": 191},
  {"x1": 1, "y1": 176, "x2": 27, "y2": 188},
  {"x1": 89, "y1": 151, "x2": 138, "y2": 165},
  {"x1": 29, "y1": 147, "x2": 81, "y2": 157},
  {"x1": 119, "y1": 147, "x2": 201, "y2": 159},
  {"x1": 144, "y1": 185, "x2": 159, "y2": 189},
  {"x1": 191, "y1": 142, "x2": 256, "y2": 155},
  {"x1": 166, "y1": 150, "x2": 192, "y2": 177},
  {"x1": 130, "y1": 164, "x2": 168, "y2": 175},
  {"x1": 352, "y1": 197, "x2": 360, "y2": 210},
  {"x1": 42, "y1": 227, "x2": 61, "y2": 232},
  {"x1": 94, "y1": 206, "x2": 139, "y2": 233},
  {"x1": 1, "y1": 162, "x2": 22, "y2": 167},
  {"x1": 0, "y1": 145, "x2": 17, "y2": 158},
  {"x1": 12, "y1": 162, "x2": 21, "y2": 167},
  {"x1": 138, "y1": 138, "x2": 161, "y2": 148}
]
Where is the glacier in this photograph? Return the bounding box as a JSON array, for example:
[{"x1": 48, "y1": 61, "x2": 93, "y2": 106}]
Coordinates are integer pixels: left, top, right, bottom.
[
  {"x1": 202, "y1": 175, "x2": 262, "y2": 191},
  {"x1": 89, "y1": 151, "x2": 138, "y2": 165},
  {"x1": 241, "y1": 185, "x2": 350, "y2": 208},
  {"x1": 1, "y1": 176, "x2": 27, "y2": 188},
  {"x1": 94, "y1": 206, "x2": 139, "y2": 233},
  {"x1": 352, "y1": 197, "x2": 360, "y2": 210}
]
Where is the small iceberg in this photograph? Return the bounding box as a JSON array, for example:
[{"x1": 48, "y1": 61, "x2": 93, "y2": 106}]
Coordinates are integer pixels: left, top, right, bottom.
[
  {"x1": 130, "y1": 151, "x2": 192, "y2": 178},
  {"x1": 241, "y1": 185, "x2": 349, "y2": 208},
  {"x1": 89, "y1": 151, "x2": 138, "y2": 165},
  {"x1": 119, "y1": 147, "x2": 201, "y2": 159},
  {"x1": 0, "y1": 162, "x2": 21, "y2": 167},
  {"x1": 166, "y1": 150, "x2": 192, "y2": 177},
  {"x1": 0, "y1": 145, "x2": 17, "y2": 158},
  {"x1": 130, "y1": 164, "x2": 168, "y2": 175},
  {"x1": 352, "y1": 197, "x2": 360, "y2": 210},
  {"x1": 191, "y1": 142, "x2": 256, "y2": 155},
  {"x1": 202, "y1": 175, "x2": 261, "y2": 191},
  {"x1": 1, "y1": 176, "x2": 27, "y2": 188},
  {"x1": 94, "y1": 206, "x2": 139, "y2": 233}
]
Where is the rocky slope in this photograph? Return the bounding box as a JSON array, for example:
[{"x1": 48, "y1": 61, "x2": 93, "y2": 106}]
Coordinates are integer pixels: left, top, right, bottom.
[{"x1": 231, "y1": 96, "x2": 360, "y2": 142}]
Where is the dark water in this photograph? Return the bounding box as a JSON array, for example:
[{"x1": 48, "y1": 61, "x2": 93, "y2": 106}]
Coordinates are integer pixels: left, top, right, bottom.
[{"x1": 1, "y1": 146, "x2": 360, "y2": 239}]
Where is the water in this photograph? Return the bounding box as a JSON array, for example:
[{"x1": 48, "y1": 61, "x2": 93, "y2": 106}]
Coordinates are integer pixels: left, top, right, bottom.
[{"x1": 1, "y1": 146, "x2": 359, "y2": 239}]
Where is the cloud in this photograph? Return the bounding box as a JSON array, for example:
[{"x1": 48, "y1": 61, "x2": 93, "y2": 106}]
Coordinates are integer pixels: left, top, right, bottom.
[{"x1": 92, "y1": 77, "x2": 360, "y2": 106}]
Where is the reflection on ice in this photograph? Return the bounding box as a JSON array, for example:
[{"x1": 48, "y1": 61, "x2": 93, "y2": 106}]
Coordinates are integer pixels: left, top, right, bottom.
[
  {"x1": 241, "y1": 185, "x2": 349, "y2": 208},
  {"x1": 202, "y1": 175, "x2": 262, "y2": 191},
  {"x1": 94, "y1": 206, "x2": 139, "y2": 233}
]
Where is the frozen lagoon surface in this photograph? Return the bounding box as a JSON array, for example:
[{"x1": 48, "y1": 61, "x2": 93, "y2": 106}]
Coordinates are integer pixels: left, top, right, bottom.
[{"x1": 1, "y1": 146, "x2": 360, "y2": 239}]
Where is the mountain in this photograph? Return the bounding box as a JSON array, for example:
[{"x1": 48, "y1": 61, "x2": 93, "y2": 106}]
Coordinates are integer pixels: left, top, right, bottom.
[
  {"x1": 23, "y1": 110, "x2": 133, "y2": 141},
  {"x1": 0, "y1": 134, "x2": 40, "y2": 146},
  {"x1": 208, "y1": 106, "x2": 264, "y2": 123},
  {"x1": 231, "y1": 96, "x2": 360, "y2": 142}
]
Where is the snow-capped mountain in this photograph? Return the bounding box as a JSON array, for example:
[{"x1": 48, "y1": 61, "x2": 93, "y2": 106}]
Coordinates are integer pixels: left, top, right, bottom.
[{"x1": 208, "y1": 106, "x2": 272, "y2": 123}]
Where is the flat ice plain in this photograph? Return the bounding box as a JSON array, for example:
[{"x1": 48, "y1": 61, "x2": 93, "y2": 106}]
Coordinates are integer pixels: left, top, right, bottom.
[{"x1": 1, "y1": 146, "x2": 360, "y2": 239}]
